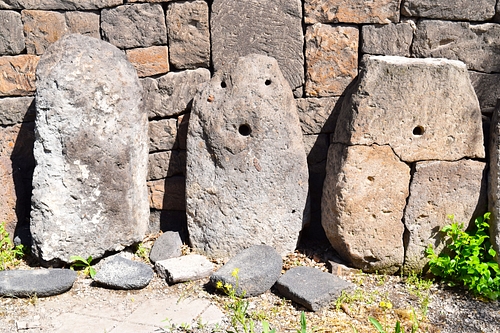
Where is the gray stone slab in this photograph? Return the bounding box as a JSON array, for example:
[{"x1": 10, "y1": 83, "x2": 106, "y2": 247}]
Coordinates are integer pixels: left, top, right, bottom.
[
  {"x1": 0, "y1": 10, "x2": 24, "y2": 55},
  {"x1": 0, "y1": 269, "x2": 76, "y2": 297},
  {"x1": 94, "y1": 255, "x2": 154, "y2": 290},
  {"x1": 0, "y1": 96, "x2": 35, "y2": 125},
  {"x1": 149, "y1": 118, "x2": 178, "y2": 152},
  {"x1": 155, "y1": 254, "x2": 213, "y2": 284},
  {"x1": 295, "y1": 97, "x2": 339, "y2": 135},
  {"x1": 210, "y1": 245, "x2": 283, "y2": 297},
  {"x1": 402, "y1": 0, "x2": 496, "y2": 21},
  {"x1": 361, "y1": 22, "x2": 414, "y2": 57},
  {"x1": 16, "y1": 0, "x2": 122, "y2": 10},
  {"x1": 305, "y1": 0, "x2": 400, "y2": 24},
  {"x1": 469, "y1": 71, "x2": 500, "y2": 113},
  {"x1": 276, "y1": 266, "x2": 354, "y2": 311},
  {"x1": 149, "y1": 231, "x2": 183, "y2": 264},
  {"x1": 148, "y1": 150, "x2": 186, "y2": 180},
  {"x1": 489, "y1": 105, "x2": 500, "y2": 262}
]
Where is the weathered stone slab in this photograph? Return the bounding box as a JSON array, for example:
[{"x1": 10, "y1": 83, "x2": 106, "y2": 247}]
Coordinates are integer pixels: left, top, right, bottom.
[
  {"x1": 142, "y1": 68, "x2": 211, "y2": 119},
  {"x1": 361, "y1": 22, "x2": 414, "y2": 57},
  {"x1": 412, "y1": 20, "x2": 500, "y2": 73},
  {"x1": 186, "y1": 54, "x2": 308, "y2": 258},
  {"x1": 295, "y1": 97, "x2": 339, "y2": 135},
  {"x1": 469, "y1": 72, "x2": 500, "y2": 113},
  {"x1": 147, "y1": 176, "x2": 186, "y2": 211},
  {"x1": 210, "y1": 245, "x2": 283, "y2": 297},
  {"x1": 64, "y1": 11, "x2": 100, "y2": 39},
  {"x1": 0, "y1": 0, "x2": 21, "y2": 9},
  {"x1": 149, "y1": 118, "x2": 178, "y2": 152},
  {"x1": 305, "y1": 24, "x2": 359, "y2": 97},
  {"x1": 322, "y1": 144, "x2": 410, "y2": 274},
  {"x1": 0, "y1": 55, "x2": 39, "y2": 96},
  {"x1": 404, "y1": 160, "x2": 487, "y2": 274},
  {"x1": 16, "y1": 0, "x2": 122, "y2": 10},
  {"x1": 155, "y1": 254, "x2": 213, "y2": 284},
  {"x1": 334, "y1": 55, "x2": 485, "y2": 162},
  {"x1": 489, "y1": 106, "x2": 500, "y2": 261},
  {"x1": 148, "y1": 150, "x2": 186, "y2": 180},
  {"x1": 149, "y1": 231, "x2": 183, "y2": 264},
  {"x1": 0, "y1": 96, "x2": 35, "y2": 125},
  {"x1": 22, "y1": 10, "x2": 67, "y2": 55},
  {"x1": 0, "y1": 11, "x2": 25, "y2": 55},
  {"x1": 211, "y1": 0, "x2": 304, "y2": 92},
  {"x1": 402, "y1": 0, "x2": 496, "y2": 21},
  {"x1": 0, "y1": 269, "x2": 76, "y2": 297},
  {"x1": 94, "y1": 255, "x2": 153, "y2": 290},
  {"x1": 305, "y1": 0, "x2": 400, "y2": 24},
  {"x1": 101, "y1": 3, "x2": 167, "y2": 49},
  {"x1": 276, "y1": 266, "x2": 354, "y2": 311},
  {"x1": 32, "y1": 34, "x2": 149, "y2": 265},
  {"x1": 167, "y1": 0, "x2": 210, "y2": 69},
  {"x1": 126, "y1": 46, "x2": 169, "y2": 77}
]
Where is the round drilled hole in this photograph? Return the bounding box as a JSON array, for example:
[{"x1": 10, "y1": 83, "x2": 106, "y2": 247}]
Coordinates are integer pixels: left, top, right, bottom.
[
  {"x1": 220, "y1": 81, "x2": 227, "y2": 88},
  {"x1": 413, "y1": 126, "x2": 425, "y2": 136},
  {"x1": 238, "y1": 124, "x2": 251, "y2": 136},
  {"x1": 265, "y1": 79, "x2": 272, "y2": 86}
]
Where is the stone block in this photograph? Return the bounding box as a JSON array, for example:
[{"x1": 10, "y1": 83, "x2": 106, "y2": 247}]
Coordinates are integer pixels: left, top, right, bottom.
[
  {"x1": 334, "y1": 55, "x2": 485, "y2": 163},
  {"x1": 186, "y1": 54, "x2": 308, "y2": 258},
  {"x1": 32, "y1": 34, "x2": 149, "y2": 265},
  {"x1": 412, "y1": 20, "x2": 500, "y2": 73},
  {"x1": 94, "y1": 255, "x2": 153, "y2": 290},
  {"x1": 0, "y1": 269, "x2": 76, "y2": 297},
  {"x1": 149, "y1": 118, "x2": 178, "y2": 152},
  {"x1": 147, "y1": 176, "x2": 186, "y2": 211},
  {"x1": 211, "y1": 0, "x2": 304, "y2": 92},
  {"x1": 16, "y1": 0, "x2": 122, "y2": 10},
  {"x1": 0, "y1": 96, "x2": 35, "y2": 125},
  {"x1": 22, "y1": 10, "x2": 67, "y2": 55},
  {"x1": 148, "y1": 150, "x2": 186, "y2": 180},
  {"x1": 177, "y1": 113, "x2": 190, "y2": 150},
  {"x1": 296, "y1": 97, "x2": 339, "y2": 134},
  {"x1": 489, "y1": 106, "x2": 500, "y2": 260},
  {"x1": 155, "y1": 254, "x2": 213, "y2": 284},
  {"x1": 305, "y1": 0, "x2": 400, "y2": 24},
  {"x1": 404, "y1": 160, "x2": 487, "y2": 274},
  {"x1": 322, "y1": 144, "x2": 410, "y2": 274},
  {"x1": 65, "y1": 11, "x2": 100, "y2": 39},
  {"x1": 167, "y1": 0, "x2": 210, "y2": 69},
  {"x1": 361, "y1": 22, "x2": 414, "y2": 57},
  {"x1": 142, "y1": 68, "x2": 210, "y2": 118},
  {"x1": 469, "y1": 72, "x2": 500, "y2": 113},
  {"x1": 305, "y1": 24, "x2": 359, "y2": 97},
  {"x1": 0, "y1": 1, "x2": 21, "y2": 9},
  {"x1": 101, "y1": 3, "x2": 167, "y2": 49},
  {"x1": 0, "y1": 11, "x2": 25, "y2": 55},
  {"x1": 126, "y1": 46, "x2": 169, "y2": 77},
  {"x1": 402, "y1": 0, "x2": 496, "y2": 21},
  {"x1": 0, "y1": 55, "x2": 39, "y2": 96}
]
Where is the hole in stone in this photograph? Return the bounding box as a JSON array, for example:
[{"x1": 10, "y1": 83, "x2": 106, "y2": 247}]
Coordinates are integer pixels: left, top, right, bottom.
[
  {"x1": 265, "y1": 79, "x2": 272, "y2": 86},
  {"x1": 221, "y1": 81, "x2": 227, "y2": 88},
  {"x1": 367, "y1": 176, "x2": 374, "y2": 182},
  {"x1": 238, "y1": 124, "x2": 251, "y2": 136},
  {"x1": 413, "y1": 126, "x2": 424, "y2": 136}
]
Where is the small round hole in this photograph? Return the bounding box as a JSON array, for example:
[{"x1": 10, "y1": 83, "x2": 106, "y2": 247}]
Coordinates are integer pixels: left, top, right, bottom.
[
  {"x1": 367, "y1": 176, "x2": 374, "y2": 182},
  {"x1": 413, "y1": 126, "x2": 425, "y2": 136},
  {"x1": 220, "y1": 81, "x2": 227, "y2": 88},
  {"x1": 238, "y1": 124, "x2": 251, "y2": 136},
  {"x1": 265, "y1": 79, "x2": 272, "y2": 86}
]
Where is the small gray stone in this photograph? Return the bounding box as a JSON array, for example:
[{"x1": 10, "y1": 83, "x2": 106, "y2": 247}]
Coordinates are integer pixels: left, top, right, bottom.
[
  {"x1": 0, "y1": 269, "x2": 76, "y2": 297},
  {"x1": 210, "y1": 245, "x2": 283, "y2": 297},
  {"x1": 361, "y1": 22, "x2": 414, "y2": 57},
  {"x1": 0, "y1": 10, "x2": 25, "y2": 55},
  {"x1": 155, "y1": 254, "x2": 213, "y2": 284},
  {"x1": 0, "y1": 96, "x2": 35, "y2": 125},
  {"x1": 276, "y1": 266, "x2": 354, "y2": 311},
  {"x1": 94, "y1": 255, "x2": 153, "y2": 290},
  {"x1": 149, "y1": 231, "x2": 183, "y2": 264},
  {"x1": 402, "y1": 0, "x2": 496, "y2": 21}
]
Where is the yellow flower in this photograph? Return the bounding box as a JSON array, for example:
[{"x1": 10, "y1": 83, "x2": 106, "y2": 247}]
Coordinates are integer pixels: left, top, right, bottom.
[
  {"x1": 379, "y1": 301, "x2": 393, "y2": 310},
  {"x1": 231, "y1": 268, "x2": 240, "y2": 278},
  {"x1": 216, "y1": 281, "x2": 223, "y2": 289},
  {"x1": 224, "y1": 283, "x2": 233, "y2": 290}
]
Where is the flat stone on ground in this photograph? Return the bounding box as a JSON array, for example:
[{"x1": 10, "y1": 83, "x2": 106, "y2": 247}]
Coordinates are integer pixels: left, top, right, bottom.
[
  {"x1": 94, "y1": 255, "x2": 154, "y2": 290},
  {"x1": 0, "y1": 269, "x2": 76, "y2": 297},
  {"x1": 155, "y1": 254, "x2": 213, "y2": 284}
]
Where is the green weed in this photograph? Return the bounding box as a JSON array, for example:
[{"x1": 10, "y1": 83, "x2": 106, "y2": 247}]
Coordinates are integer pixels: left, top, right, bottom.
[
  {"x1": 70, "y1": 255, "x2": 96, "y2": 278},
  {"x1": 0, "y1": 222, "x2": 25, "y2": 270}
]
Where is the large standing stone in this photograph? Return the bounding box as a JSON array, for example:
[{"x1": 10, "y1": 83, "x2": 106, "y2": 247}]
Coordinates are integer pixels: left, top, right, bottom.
[
  {"x1": 361, "y1": 22, "x2": 414, "y2": 57},
  {"x1": 412, "y1": 20, "x2": 500, "y2": 73},
  {"x1": 489, "y1": 106, "x2": 500, "y2": 261},
  {"x1": 334, "y1": 55, "x2": 484, "y2": 163},
  {"x1": 402, "y1": 0, "x2": 496, "y2": 21},
  {"x1": 186, "y1": 54, "x2": 308, "y2": 258},
  {"x1": 0, "y1": 55, "x2": 39, "y2": 96},
  {"x1": 322, "y1": 144, "x2": 410, "y2": 274},
  {"x1": 211, "y1": 0, "x2": 304, "y2": 92},
  {"x1": 31, "y1": 34, "x2": 149, "y2": 265},
  {"x1": 404, "y1": 160, "x2": 487, "y2": 274},
  {"x1": 0, "y1": 11, "x2": 25, "y2": 55}
]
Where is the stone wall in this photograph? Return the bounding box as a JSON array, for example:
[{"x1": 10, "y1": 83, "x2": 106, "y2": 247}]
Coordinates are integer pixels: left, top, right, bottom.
[{"x1": 0, "y1": 1, "x2": 497, "y2": 266}]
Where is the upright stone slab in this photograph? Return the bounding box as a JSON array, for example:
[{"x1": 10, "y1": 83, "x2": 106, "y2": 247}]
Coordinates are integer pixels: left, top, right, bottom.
[
  {"x1": 186, "y1": 54, "x2": 308, "y2": 258},
  {"x1": 334, "y1": 55, "x2": 484, "y2": 163},
  {"x1": 404, "y1": 160, "x2": 487, "y2": 274},
  {"x1": 489, "y1": 106, "x2": 500, "y2": 262},
  {"x1": 322, "y1": 144, "x2": 410, "y2": 274},
  {"x1": 32, "y1": 34, "x2": 149, "y2": 265}
]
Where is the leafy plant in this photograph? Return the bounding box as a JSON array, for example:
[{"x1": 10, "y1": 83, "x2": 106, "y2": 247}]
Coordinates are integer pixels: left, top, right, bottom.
[
  {"x1": 404, "y1": 273, "x2": 433, "y2": 315},
  {"x1": 426, "y1": 212, "x2": 500, "y2": 300},
  {"x1": 368, "y1": 309, "x2": 419, "y2": 333},
  {"x1": 134, "y1": 242, "x2": 150, "y2": 263},
  {"x1": 0, "y1": 222, "x2": 25, "y2": 270},
  {"x1": 70, "y1": 255, "x2": 96, "y2": 278}
]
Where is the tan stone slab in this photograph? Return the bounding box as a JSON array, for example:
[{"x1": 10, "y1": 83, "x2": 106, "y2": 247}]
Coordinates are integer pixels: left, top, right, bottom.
[
  {"x1": 305, "y1": 0, "x2": 400, "y2": 24},
  {"x1": 0, "y1": 54, "x2": 39, "y2": 96},
  {"x1": 65, "y1": 11, "x2": 100, "y2": 39},
  {"x1": 51, "y1": 312, "x2": 119, "y2": 333},
  {"x1": 126, "y1": 46, "x2": 169, "y2": 77},
  {"x1": 22, "y1": 10, "x2": 67, "y2": 55},
  {"x1": 147, "y1": 176, "x2": 185, "y2": 211}
]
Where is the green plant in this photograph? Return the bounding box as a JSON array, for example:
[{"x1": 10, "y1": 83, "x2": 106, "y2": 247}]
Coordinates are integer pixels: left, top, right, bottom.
[
  {"x1": 404, "y1": 273, "x2": 433, "y2": 315},
  {"x1": 134, "y1": 242, "x2": 150, "y2": 263},
  {"x1": 368, "y1": 309, "x2": 419, "y2": 333},
  {"x1": 70, "y1": 255, "x2": 96, "y2": 278},
  {"x1": 0, "y1": 222, "x2": 25, "y2": 270},
  {"x1": 426, "y1": 212, "x2": 500, "y2": 300},
  {"x1": 297, "y1": 311, "x2": 307, "y2": 333}
]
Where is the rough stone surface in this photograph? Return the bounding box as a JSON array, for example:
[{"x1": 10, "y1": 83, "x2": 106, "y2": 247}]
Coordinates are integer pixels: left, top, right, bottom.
[
  {"x1": 22, "y1": 10, "x2": 67, "y2": 55},
  {"x1": 295, "y1": 97, "x2": 339, "y2": 135},
  {"x1": 148, "y1": 210, "x2": 188, "y2": 238},
  {"x1": 402, "y1": 0, "x2": 496, "y2": 21},
  {"x1": 0, "y1": 11, "x2": 25, "y2": 55},
  {"x1": 126, "y1": 46, "x2": 169, "y2": 77},
  {"x1": 210, "y1": 245, "x2": 283, "y2": 297},
  {"x1": 276, "y1": 266, "x2": 354, "y2": 311},
  {"x1": 0, "y1": 96, "x2": 35, "y2": 125},
  {"x1": 489, "y1": 106, "x2": 500, "y2": 260},
  {"x1": 0, "y1": 0, "x2": 21, "y2": 9},
  {"x1": 361, "y1": 22, "x2": 414, "y2": 57},
  {"x1": 149, "y1": 118, "x2": 178, "y2": 152},
  {"x1": 404, "y1": 160, "x2": 487, "y2": 274},
  {"x1": 94, "y1": 255, "x2": 153, "y2": 290},
  {"x1": 211, "y1": 0, "x2": 304, "y2": 92},
  {"x1": 64, "y1": 11, "x2": 100, "y2": 39},
  {"x1": 167, "y1": 0, "x2": 210, "y2": 69},
  {"x1": 469, "y1": 72, "x2": 500, "y2": 113},
  {"x1": 305, "y1": 24, "x2": 359, "y2": 97},
  {"x1": 32, "y1": 34, "x2": 149, "y2": 265},
  {"x1": 322, "y1": 144, "x2": 410, "y2": 274},
  {"x1": 147, "y1": 176, "x2": 186, "y2": 211},
  {"x1": 149, "y1": 231, "x2": 183, "y2": 264},
  {"x1": 142, "y1": 68, "x2": 211, "y2": 119},
  {"x1": 15, "y1": 0, "x2": 122, "y2": 10},
  {"x1": 305, "y1": 0, "x2": 401, "y2": 24},
  {"x1": 412, "y1": 20, "x2": 500, "y2": 73},
  {"x1": 155, "y1": 254, "x2": 213, "y2": 284},
  {"x1": 101, "y1": 3, "x2": 167, "y2": 49},
  {"x1": 334, "y1": 55, "x2": 485, "y2": 162},
  {"x1": 186, "y1": 54, "x2": 308, "y2": 258},
  {"x1": 0, "y1": 55, "x2": 39, "y2": 96},
  {"x1": 0, "y1": 269, "x2": 76, "y2": 297},
  {"x1": 148, "y1": 150, "x2": 186, "y2": 180}
]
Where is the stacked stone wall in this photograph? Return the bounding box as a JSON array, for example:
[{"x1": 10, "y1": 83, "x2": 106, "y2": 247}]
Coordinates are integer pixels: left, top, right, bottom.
[{"x1": 0, "y1": 0, "x2": 498, "y2": 264}]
